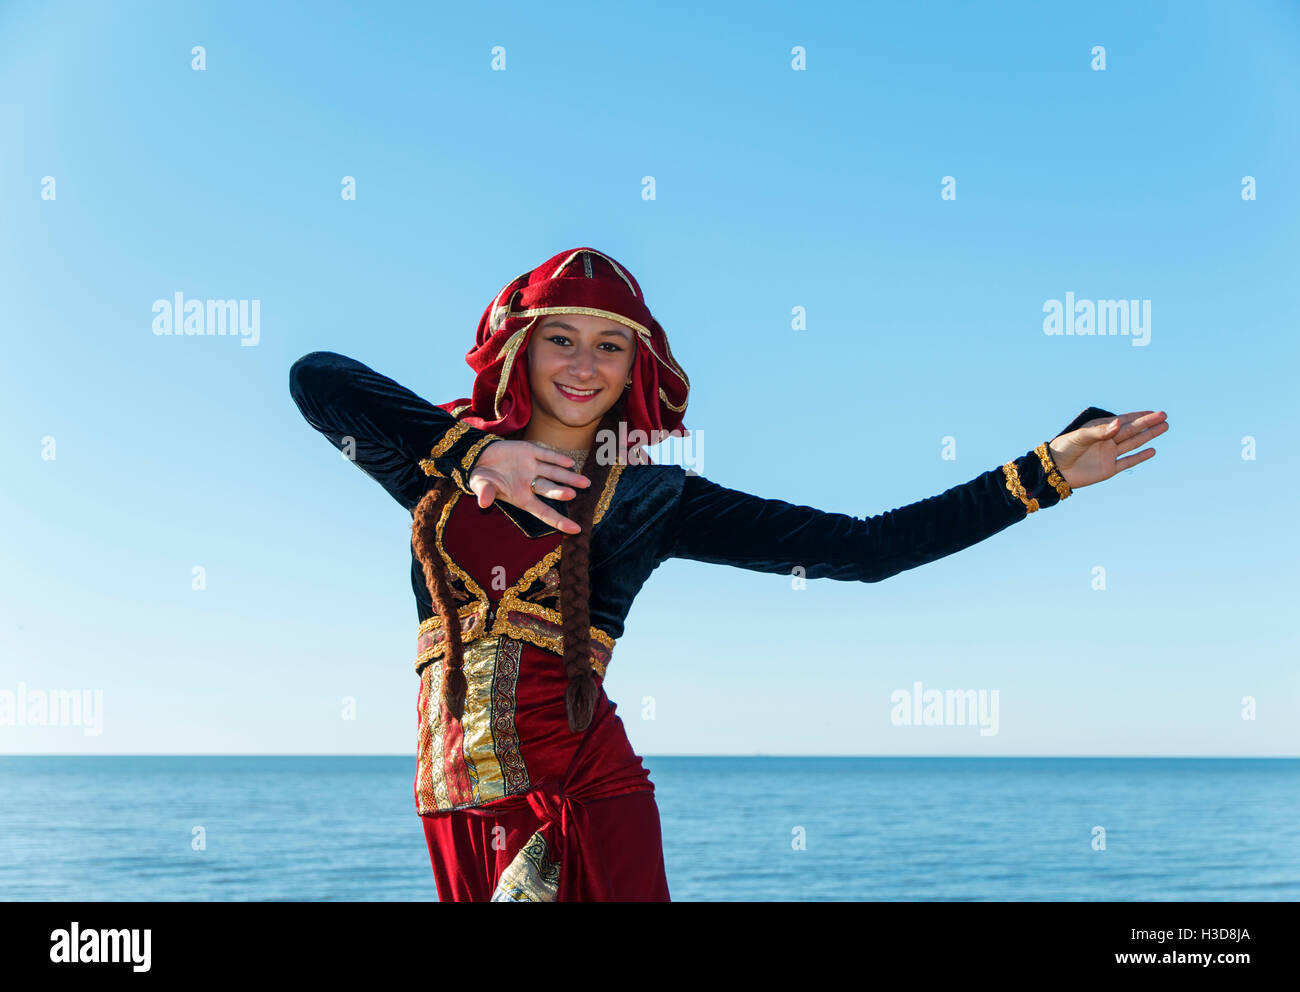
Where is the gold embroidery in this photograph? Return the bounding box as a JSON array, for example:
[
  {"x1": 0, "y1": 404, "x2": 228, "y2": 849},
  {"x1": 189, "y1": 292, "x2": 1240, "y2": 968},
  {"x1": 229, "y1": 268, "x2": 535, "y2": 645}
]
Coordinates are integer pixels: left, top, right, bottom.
[
  {"x1": 461, "y1": 435, "x2": 499, "y2": 471},
  {"x1": 416, "y1": 600, "x2": 612, "y2": 678},
  {"x1": 514, "y1": 546, "x2": 563, "y2": 598},
  {"x1": 491, "y1": 830, "x2": 560, "y2": 901},
  {"x1": 434, "y1": 491, "x2": 490, "y2": 641},
  {"x1": 490, "y1": 615, "x2": 609, "y2": 678},
  {"x1": 419, "y1": 421, "x2": 473, "y2": 478},
  {"x1": 594, "y1": 461, "x2": 624, "y2": 523},
  {"x1": 430, "y1": 422, "x2": 470, "y2": 460},
  {"x1": 659, "y1": 387, "x2": 687, "y2": 413},
  {"x1": 1002, "y1": 460, "x2": 1039, "y2": 513},
  {"x1": 550, "y1": 249, "x2": 639, "y2": 297},
  {"x1": 1034, "y1": 443, "x2": 1072, "y2": 500},
  {"x1": 414, "y1": 637, "x2": 530, "y2": 814},
  {"x1": 415, "y1": 602, "x2": 485, "y2": 668},
  {"x1": 493, "y1": 317, "x2": 541, "y2": 418},
  {"x1": 413, "y1": 464, "x2": 626, "y2": 677},
  {"x1": 490, "y1": 460, "x2": 622, "y2": 538},
  {"x1": 415, "y1": 659, "x2": 451, "y2": 811},
  {"x1": 514, "y1": 305, "x2": 690, "y2": 394}
]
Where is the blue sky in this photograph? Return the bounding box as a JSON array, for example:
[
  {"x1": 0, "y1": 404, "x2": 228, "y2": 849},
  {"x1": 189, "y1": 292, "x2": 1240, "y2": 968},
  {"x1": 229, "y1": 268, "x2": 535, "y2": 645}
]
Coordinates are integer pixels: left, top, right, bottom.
[{"x1": 2, "y1": 0, "x2": 1297, "y2": 756}]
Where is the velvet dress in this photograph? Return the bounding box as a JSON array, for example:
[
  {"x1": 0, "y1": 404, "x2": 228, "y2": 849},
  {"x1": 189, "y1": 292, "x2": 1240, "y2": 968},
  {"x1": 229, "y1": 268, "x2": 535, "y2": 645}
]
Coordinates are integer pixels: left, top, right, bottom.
[{"x1": 289, "y1": 350, "x2": 1111, "y2": 902}]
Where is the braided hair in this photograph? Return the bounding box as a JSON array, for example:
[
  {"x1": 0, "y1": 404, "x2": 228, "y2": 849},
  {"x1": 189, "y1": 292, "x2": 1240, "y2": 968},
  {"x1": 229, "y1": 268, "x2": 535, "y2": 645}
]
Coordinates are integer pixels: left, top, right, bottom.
[{"x1": 411, "y1": 400, "x2": 623, "y2": 734}]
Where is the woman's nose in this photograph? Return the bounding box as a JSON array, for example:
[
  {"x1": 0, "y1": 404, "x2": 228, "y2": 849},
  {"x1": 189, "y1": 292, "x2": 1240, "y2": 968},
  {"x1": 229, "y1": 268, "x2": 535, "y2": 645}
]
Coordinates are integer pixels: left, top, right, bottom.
[{"x1": 568, "y1": 351, "x2": 597, "y2": 378}]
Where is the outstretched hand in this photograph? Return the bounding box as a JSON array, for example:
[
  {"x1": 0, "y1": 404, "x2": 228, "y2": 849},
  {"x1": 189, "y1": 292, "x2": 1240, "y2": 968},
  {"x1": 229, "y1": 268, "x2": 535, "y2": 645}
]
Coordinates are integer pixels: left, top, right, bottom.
[
  {"x1": 1047, "y1": 410, "x2": 1169, "y2": 489},
  {"x1": 467, "y1": 440, "x2": 591, "y2": 535}
]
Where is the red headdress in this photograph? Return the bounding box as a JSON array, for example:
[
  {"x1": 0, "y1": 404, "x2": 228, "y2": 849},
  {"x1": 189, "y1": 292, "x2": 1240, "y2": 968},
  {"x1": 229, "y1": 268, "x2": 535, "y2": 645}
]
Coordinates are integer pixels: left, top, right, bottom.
[{"x1": 436, "y1": 248, "x2": 690, "y2": 449}]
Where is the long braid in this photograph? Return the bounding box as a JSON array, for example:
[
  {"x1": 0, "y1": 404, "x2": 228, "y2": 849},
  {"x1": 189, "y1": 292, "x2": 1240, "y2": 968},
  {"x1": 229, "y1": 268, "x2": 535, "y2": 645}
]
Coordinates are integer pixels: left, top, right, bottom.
[
  {"x1": 411, "y1": 476, "x2": 468, "y2": 721},
  {"x1": 558, "y1": 403, "x2": 621, "y2": 733}
]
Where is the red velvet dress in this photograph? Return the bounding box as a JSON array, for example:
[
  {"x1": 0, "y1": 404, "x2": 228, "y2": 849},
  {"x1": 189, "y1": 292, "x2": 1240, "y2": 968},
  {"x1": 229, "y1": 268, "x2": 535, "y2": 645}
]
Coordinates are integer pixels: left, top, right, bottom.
[
  {"x1": 290, "y1": 349, "x2": 1113, "y2": 903},
  {"x1": 416, "y1": 487, "x2": 670, "y2": 902}
]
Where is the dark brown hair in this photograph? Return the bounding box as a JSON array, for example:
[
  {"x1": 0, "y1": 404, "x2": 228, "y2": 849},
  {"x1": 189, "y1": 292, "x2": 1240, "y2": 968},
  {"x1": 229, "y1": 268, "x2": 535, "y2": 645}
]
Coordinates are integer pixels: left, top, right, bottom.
[{"x1": 410, "y1": 401, "x2": 623, "y2": 734}]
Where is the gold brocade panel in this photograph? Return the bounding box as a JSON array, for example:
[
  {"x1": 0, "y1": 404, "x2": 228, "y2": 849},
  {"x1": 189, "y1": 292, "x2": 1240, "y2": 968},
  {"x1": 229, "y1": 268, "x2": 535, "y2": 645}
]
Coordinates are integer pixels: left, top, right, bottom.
[{"x1": 415, "y1": 636, "x2": 530, "y2": 814}]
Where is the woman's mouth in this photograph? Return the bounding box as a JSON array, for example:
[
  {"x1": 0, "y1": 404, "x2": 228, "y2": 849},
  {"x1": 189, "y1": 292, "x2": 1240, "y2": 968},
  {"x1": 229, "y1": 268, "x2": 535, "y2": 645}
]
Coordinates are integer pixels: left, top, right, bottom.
[{"x1": 555, "y1": 383, "x2": 602, "y2": 403}]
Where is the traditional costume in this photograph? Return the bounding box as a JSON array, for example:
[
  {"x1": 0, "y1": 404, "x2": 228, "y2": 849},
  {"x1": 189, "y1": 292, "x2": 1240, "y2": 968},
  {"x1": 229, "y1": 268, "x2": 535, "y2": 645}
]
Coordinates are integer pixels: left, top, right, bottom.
[{"x1": 290, "y1": 247, "x2": 1112, "y2": 901}]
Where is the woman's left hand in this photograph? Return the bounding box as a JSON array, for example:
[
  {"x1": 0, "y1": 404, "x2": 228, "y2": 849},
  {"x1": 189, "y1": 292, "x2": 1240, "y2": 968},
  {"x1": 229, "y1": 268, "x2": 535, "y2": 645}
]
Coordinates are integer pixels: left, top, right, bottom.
[{"x1": 1047, "y1": 410, "x2": 1169, "y2": 489}]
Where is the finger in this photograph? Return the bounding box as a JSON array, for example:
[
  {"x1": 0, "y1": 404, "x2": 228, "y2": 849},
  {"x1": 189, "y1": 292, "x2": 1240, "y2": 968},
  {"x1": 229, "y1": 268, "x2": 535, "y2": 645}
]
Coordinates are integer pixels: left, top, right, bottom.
[
  {"x1": 530, "y1": 478, "x2": 578, "y2": 501},
  {"x1": 1115, "y1": 447, "x2": 1156, "y2": 471},
  {"x1": 1115, "y1": 421, "x2": 1168, "y2": 455},
  {"x1": 525, "y1": 496, "x2": 581, "y2": 534},
  {"x1": 476, "y1": 480, "x2": 497, "y2": 508},
  {"x1": 537, "y1": 466, "x2": 591, "y2": 488},
  {"x1": 1080, "y1": 418, "x2": 1121, "y2": 440},
  {"x1": 1114, "y1": 411, "x2": 1166, "y2": 443},
  {"x1": 531, "y1": 446, "x2": 581, "y2": 470}
]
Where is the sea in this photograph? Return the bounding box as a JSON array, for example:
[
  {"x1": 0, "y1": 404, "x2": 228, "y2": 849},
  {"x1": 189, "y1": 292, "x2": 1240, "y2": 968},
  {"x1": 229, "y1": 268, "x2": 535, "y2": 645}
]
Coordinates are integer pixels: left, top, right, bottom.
[{"x1": 1, "y1": 756, "x2": 1296, "y2": 901}]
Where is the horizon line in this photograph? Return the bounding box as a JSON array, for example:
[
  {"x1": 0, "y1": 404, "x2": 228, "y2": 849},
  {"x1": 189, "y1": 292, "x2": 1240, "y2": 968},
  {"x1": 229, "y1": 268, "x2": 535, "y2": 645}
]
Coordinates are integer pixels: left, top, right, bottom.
[{"x1": 2, "y1": 753, "x2": 1297, "y2": 760}]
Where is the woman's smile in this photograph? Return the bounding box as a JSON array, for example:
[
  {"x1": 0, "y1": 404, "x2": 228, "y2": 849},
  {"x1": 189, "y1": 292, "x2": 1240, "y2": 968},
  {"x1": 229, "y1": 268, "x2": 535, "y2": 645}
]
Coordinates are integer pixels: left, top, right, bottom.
[{"x1": 555, "y1": 382, "x2": 603, "y2": 403}]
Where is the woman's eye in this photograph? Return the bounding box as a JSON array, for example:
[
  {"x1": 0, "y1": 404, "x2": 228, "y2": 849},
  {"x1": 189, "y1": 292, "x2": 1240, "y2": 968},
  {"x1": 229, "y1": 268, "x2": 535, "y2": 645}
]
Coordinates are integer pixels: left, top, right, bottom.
[{"x1": 547, "y1": 335, "x2": 621, "y2": 352}]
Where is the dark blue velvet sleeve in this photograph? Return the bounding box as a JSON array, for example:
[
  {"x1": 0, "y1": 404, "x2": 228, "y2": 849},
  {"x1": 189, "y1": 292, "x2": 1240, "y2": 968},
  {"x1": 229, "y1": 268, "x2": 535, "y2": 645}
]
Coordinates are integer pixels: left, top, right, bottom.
[
  {"x1": 288, "y1": 351, "x2": 502, "y2": 511},
  {"x1": 657, "y1": 407, "x2": 1115, "y2": 583}
]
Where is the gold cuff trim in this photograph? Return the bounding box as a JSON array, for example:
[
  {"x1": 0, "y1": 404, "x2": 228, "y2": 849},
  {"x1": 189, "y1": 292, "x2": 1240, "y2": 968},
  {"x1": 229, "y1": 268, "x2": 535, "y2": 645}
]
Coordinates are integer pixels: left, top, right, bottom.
[
  {"x1": 1002, "y1": 460, "x2": 1039, "y2": 513},
  {"x1": 461, "y1": 435, "x2": 499, "y2": 471},
  {"x1": 429, "y1": 422, "x2": 470, "y2": 460},
  {"x1": 1034, "y1": 443, "x2": 1072, "y2": 500},
  {"x1": 419, "y1": 422, "x2": 475, "y2": 478}
]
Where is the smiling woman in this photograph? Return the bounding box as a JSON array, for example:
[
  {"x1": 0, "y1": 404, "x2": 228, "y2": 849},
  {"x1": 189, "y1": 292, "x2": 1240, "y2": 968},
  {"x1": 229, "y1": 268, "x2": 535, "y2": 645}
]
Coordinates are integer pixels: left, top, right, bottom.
[
  {"x1": 289, "y1": 246, "x2": 1167, "y2": 902},
  {"x1": 521, "y1": 313, "x2": 638, "y2": 449}
]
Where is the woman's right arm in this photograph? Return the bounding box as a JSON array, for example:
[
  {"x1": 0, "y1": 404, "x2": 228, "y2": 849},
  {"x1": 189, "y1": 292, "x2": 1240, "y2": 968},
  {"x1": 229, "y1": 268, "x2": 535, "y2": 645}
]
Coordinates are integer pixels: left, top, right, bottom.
[{"x1": 289, "y1": 351, "x2": 504, "y2": 511}]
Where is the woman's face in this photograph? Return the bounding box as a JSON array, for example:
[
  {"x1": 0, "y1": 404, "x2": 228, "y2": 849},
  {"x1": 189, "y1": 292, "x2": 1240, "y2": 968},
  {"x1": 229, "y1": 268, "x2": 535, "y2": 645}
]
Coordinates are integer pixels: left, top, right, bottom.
[{"x1": 525, "y1": 312, "x2": 637, "y2": 432}]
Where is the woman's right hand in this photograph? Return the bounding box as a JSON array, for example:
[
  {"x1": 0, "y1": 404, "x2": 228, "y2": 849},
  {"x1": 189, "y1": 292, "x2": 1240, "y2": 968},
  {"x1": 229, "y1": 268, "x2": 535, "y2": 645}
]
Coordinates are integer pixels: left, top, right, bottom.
[{"x1": 467, "y1": 440, "x2": 591, "y2": 535}]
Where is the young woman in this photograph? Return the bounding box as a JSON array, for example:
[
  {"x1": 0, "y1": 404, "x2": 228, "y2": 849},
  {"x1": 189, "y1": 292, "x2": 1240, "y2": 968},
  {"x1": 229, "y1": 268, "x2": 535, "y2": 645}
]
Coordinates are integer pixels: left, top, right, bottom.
[{"x1": 289, "y1": 246, "x2": 1168, "y2": 901}]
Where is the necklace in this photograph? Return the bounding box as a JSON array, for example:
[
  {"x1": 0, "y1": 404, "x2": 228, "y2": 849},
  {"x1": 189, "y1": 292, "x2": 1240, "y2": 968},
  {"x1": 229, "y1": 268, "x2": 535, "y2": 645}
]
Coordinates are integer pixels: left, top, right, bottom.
[{"x1": 528, "y1": 439, "x2": 589, "y2": 472}]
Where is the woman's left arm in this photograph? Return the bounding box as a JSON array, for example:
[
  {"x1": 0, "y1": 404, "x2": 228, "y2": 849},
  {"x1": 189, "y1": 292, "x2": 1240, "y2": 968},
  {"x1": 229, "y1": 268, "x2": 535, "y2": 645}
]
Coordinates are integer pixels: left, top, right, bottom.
[{"x1": 656, "y1": 407, "x2": 1168, "y2": 582}]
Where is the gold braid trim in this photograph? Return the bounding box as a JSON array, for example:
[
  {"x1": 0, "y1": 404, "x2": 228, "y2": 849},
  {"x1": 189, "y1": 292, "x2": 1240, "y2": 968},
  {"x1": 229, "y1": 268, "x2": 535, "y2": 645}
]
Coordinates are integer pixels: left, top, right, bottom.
[
  {"x1": 413, "y1": 481, "x2": 626, "y2": 678},
  {"x1": 1002, "y1": 460, "x2": 1039, "y2": 513},
  {"x1": 593, "y1": 462, "x2": 624, "y2": 524},
  {"x1": 1034, "y1": 443, "x2": 1072, "y2": 500},
  {"x1": 461, "y1": 435, "x2": 499, "y2": 471},
  {"x1": 430, "y1": 422, "x2": 470, "y2": 459},
  {"x1": 415, "y1": 610, "x2": 613, "y2": 679},
  {"x1": 418, "y1": 422, "x2": 472, "y2": 477}
]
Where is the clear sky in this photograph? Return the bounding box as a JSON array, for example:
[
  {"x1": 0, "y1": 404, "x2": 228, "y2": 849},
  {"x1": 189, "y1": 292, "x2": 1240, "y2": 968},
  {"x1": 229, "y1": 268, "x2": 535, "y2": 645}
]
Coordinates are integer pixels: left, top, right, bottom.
[{"x1": 2, "y1": 0, "x2": 1297, "y2": 756}]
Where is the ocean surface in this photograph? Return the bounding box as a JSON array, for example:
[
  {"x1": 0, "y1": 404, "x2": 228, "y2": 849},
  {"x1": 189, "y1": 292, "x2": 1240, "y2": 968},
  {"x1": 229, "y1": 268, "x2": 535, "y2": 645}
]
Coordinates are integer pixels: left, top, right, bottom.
[{"x1": 1, "y1": 756, "x2": 1296, "y2": 901}]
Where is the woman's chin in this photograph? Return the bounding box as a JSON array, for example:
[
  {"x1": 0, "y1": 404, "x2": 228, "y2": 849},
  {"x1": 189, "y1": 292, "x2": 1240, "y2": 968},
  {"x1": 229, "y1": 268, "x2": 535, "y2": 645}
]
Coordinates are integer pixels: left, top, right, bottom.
[{"x1": 555, "y1": 400, "x2": 618, "y2": 425}]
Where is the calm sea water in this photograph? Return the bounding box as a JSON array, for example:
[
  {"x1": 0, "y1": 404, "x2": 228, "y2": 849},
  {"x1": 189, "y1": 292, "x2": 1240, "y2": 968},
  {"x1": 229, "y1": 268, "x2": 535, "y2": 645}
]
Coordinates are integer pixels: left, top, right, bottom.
[{"x1": 1, "y1": 756, "x2": 1296, "y2": 901}]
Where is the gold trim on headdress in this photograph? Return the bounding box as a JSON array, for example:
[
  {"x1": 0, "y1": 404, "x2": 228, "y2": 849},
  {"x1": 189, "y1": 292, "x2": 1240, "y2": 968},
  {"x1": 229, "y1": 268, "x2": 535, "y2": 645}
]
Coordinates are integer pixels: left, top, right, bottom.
[
  {"x1": 492, "y1": 316, "x2": 541, "y2": 420},
  {"x1": 516, "y1": 305, "x2": 691, "y2": 393},
  {"x1": 549, "y1": 249, "x2": 639, "y2": 297}
]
